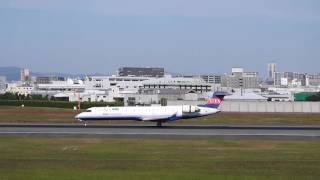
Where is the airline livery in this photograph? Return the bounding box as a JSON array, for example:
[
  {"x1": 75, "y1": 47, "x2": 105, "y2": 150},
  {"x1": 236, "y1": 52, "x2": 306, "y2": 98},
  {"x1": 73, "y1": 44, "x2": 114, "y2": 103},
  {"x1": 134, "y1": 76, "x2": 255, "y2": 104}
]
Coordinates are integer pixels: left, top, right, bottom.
[{"x1": 75, "y1": 92, "x2": 228, "y2": 126}]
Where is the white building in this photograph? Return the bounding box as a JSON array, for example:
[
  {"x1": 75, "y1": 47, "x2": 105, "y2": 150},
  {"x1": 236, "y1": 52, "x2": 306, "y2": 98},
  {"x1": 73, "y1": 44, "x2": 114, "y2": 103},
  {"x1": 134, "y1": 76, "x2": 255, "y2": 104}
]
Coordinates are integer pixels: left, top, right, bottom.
[
  {"x1": 84, "y1": 76, "x2": 152, "y2": 101},
  {"x1": 6, "y1": 82, "x2": 34, "y2": 95},
  {"x1": 123, "y1": 76, "x2": 214, "y2": 106},
  {"x1": 31, "y1": 75, "x2": 222, "y2": 104},
  {"x1": 221, "y1": 68, "x2": 261, "y2": 89},
  {"x1": 141, "y1": 76, "x2": 212, "y2": 93},
  {"x1": 274, "y1": 72, "x2": 307, "y2": 87},
  {"x1": 32, "y1": 78, "x2": 86, "y2": 101},
  {"x1": 267, "y1": 86, "x2": 320, "y2": 101},
  {"x1": 200, "y1": 75, "x2": 222, "y2": 84},
  {"x1": 280, "y1": 77, "x2": 288, "y2": 86},
  {"x1": 84, "y1": 76, "x2": 150, "y2": 93},
  {"x1": 32, "y1": 76, "x2": 152, "y2": 102},
  {"x1": 306, "y1": 74, "x2": 320, "y2": 87},
  {"x1": 53, "y1": 90, "x2": 113, "y2": 102},
  {"x1": 35, "y1": 79, "x2": 85, "y2": 94}
]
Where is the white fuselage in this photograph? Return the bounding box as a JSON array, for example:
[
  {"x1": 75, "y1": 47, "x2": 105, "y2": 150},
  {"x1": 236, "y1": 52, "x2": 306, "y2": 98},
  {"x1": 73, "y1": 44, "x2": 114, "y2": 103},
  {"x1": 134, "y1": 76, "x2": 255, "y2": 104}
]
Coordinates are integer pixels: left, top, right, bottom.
[{"x1": 75, "y1": 105, "x2": 220, "y2": 122}]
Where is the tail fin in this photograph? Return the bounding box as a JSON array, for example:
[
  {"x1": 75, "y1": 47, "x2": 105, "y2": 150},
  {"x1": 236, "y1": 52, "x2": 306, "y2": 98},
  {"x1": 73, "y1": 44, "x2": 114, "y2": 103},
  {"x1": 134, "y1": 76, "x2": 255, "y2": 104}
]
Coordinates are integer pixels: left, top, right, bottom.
[{"x1": 204, "y1": 91, "x2": 229, "y2": 108}]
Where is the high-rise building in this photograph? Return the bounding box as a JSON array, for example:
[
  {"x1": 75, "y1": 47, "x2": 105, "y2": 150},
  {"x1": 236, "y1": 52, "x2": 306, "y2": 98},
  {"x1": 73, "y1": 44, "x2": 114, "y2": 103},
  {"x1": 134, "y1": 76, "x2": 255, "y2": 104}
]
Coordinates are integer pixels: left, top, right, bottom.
[
  {"x1": 274, "y1": 72, "x2": 284, "y2": 86},
  {"x1": 0, "y1": 76, "x2": 6, "y2": 90},
  {"x1": 20, "y1": 68, "x2": 30, "y2": 82},
  {"x1": 268, "y1": 63, "x2": 276, "y2": 81}
]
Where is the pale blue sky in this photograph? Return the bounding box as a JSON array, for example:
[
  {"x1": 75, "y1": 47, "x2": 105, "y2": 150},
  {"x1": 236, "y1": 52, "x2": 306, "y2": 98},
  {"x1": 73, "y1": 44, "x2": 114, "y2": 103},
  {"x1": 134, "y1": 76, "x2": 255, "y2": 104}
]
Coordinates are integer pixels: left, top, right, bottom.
[{"x1": 1, "y1": 0, "x2": 320, "y2": 76}]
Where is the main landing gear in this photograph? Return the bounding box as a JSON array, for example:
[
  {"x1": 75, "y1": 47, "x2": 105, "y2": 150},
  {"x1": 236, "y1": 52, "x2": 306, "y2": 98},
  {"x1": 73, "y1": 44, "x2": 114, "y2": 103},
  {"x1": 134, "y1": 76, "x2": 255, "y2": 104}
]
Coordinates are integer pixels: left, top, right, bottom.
[{"x1": 156, "y1": 121, "x2": 163, "y2": 127}]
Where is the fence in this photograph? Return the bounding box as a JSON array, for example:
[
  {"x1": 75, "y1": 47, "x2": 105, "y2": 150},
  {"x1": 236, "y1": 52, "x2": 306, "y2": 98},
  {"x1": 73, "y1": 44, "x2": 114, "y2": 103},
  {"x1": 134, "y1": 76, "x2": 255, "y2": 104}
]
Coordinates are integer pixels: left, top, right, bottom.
[
  {"x1": 220, "y1": 101, "x2": 320, "y2": 113},
  {"x1": 167, "y1": 100, "x2": 320, "y2": 113}
]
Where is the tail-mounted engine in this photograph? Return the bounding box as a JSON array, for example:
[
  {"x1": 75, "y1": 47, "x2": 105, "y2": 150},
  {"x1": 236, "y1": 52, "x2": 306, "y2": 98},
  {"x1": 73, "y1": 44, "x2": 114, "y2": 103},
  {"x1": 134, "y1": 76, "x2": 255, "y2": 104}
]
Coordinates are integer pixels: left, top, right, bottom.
[{"x1": 182, "y1": 105, "x2": 200, "y2": 113}]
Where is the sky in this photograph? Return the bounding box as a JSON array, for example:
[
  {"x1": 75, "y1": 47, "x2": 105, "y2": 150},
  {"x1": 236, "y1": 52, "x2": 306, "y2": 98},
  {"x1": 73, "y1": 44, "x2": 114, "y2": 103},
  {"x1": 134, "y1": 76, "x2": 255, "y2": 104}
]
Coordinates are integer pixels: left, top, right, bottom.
[{"x1": 1, "y1": 0, "x2": 320, "y2": 77}]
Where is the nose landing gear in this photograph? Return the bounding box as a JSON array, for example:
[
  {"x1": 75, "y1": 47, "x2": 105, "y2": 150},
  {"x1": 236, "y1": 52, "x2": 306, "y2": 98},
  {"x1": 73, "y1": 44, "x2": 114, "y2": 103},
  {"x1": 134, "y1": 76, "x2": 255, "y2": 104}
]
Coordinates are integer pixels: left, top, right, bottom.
[{"x1": 75, "y1": 118, "x2": 87, "y2": 127}]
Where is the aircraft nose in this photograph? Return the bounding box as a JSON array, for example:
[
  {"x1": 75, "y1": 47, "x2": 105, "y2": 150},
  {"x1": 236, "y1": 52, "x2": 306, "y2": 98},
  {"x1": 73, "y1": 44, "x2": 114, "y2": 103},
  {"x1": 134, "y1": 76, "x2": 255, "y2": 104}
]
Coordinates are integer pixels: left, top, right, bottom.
[{"x1": 75, "y1": 113, "x2": 82, "y2": 120}]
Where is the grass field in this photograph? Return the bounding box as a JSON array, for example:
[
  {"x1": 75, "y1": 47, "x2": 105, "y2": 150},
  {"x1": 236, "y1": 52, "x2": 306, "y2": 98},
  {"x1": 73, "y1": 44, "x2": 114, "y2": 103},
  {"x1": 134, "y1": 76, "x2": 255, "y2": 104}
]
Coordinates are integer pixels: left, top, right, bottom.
[
  {"x1": 1, "y1": 107, "x2": 320, "y2": 179},
  {"x1": 0, "y1": 137, "x2": 319, "y2": 180},
  {"x1": 0, "y1": 106, "x2": 320, "y2": 125}
]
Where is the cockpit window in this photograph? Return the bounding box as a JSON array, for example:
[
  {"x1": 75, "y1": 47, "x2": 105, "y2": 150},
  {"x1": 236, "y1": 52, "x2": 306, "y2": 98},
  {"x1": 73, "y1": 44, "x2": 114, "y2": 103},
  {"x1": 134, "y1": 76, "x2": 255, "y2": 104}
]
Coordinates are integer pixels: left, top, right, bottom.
[{"x1": 85, "y1": 109, "x2": 92, "y2": 112}]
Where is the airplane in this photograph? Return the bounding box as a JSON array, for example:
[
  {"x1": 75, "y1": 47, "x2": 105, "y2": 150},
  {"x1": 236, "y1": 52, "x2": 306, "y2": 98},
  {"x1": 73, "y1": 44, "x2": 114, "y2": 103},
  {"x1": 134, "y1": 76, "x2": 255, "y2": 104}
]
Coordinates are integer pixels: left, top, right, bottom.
[{"x1": 75, "y1": 92, "x2": 228, "y2": 126}]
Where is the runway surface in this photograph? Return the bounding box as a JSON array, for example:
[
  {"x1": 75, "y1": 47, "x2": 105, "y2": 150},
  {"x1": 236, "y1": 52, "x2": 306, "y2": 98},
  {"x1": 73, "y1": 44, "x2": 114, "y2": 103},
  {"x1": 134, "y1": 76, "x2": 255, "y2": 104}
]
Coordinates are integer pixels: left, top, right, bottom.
[{"x1": 1, "y1": 124, "x2": 320, "y2": 140}]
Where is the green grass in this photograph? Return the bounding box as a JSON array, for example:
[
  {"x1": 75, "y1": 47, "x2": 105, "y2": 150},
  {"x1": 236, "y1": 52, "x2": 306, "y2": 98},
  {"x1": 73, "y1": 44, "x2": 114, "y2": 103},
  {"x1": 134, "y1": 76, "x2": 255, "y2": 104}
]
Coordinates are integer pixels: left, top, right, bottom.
[
  {"x1": 1, "y1": 106, "x2": 320, "y2": 125},
  {"x1": 182, "y1": 112, "x2": 320, "y2": 125},
  {"x1": 0, "y1": 137, "x2": 320, "y2": 179},
  {"x1": 0, "y1": 106, "x2": 77, "y2": 124}
]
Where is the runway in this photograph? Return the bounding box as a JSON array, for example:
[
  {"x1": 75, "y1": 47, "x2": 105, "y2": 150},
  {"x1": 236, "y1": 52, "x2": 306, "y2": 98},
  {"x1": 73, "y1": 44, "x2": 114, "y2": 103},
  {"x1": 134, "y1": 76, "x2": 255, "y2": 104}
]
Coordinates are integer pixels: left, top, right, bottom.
[{"x1": 1, "y1": 124, "x2": 320, "y2": 140}]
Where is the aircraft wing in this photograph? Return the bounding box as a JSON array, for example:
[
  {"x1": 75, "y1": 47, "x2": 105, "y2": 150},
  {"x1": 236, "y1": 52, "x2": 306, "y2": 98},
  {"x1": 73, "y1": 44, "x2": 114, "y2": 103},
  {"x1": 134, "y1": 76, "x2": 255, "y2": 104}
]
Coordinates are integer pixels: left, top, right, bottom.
[
  {"x1": 141, "y1": 117, "x2": 158, "y2": 121},
  {"x1": 141, "y1": 113, "x2": 178, "y2": 121}
]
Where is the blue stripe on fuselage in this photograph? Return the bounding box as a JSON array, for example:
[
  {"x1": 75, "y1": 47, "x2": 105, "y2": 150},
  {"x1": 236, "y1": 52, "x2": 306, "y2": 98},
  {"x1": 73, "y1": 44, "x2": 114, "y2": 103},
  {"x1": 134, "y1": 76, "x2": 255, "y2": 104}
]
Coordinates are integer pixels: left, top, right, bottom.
[
  {"x1": 78, "y1": 116, "x2": 142, "y2": 121},
  {"x1": 197, "y1": 104, "x2": 219, "y2": 108}
]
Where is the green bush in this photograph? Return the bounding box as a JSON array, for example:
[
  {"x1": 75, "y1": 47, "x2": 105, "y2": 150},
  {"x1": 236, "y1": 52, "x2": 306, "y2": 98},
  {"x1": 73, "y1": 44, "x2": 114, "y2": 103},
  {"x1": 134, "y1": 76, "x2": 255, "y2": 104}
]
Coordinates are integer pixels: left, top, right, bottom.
[
  {"x1": 0, "y1": 92, "x2": 18, "y2": 100},
  {"x1": 306, "y1": 92, "x2": 320, "y2": 101},
  {"x1": 0, "y1": 100, "x2": 123, "y2": 109},
  {"x1": 0, "y1": 92, "x2": 50, "y2": 101}
]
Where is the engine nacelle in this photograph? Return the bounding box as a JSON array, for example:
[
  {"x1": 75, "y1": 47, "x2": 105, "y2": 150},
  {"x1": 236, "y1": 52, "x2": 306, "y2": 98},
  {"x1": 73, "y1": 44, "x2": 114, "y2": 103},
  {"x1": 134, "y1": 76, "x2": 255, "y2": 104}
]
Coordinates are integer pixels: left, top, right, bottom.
[{"x1": 182, "y1": 105, "x2": 200, "y2": 113}]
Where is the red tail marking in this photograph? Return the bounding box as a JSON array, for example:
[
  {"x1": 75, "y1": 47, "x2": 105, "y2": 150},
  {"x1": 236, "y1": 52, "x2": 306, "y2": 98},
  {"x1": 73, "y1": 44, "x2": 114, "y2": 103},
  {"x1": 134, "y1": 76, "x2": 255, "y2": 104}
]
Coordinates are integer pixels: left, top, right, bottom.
[{"x1": 207, "y1": 98, "x2": 221, "y2": 105}]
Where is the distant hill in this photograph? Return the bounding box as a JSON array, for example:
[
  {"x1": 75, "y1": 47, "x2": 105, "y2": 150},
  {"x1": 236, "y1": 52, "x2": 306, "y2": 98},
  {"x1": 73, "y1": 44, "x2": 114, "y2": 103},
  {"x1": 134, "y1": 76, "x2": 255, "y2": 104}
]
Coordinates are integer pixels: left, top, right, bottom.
[
  {"x1": 0, "y1": 67, "x2": 21, "y2": 81},
  {"x1": 0, "y1": 67, "x2": 108, "y2": 81}
]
